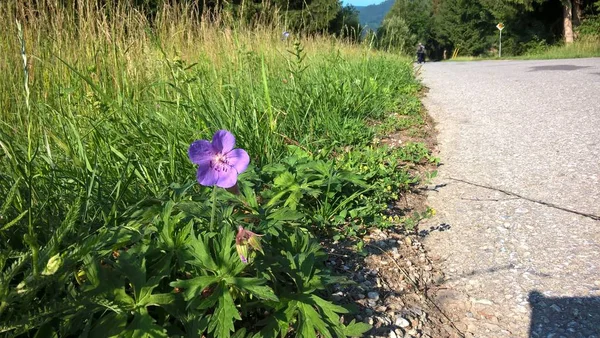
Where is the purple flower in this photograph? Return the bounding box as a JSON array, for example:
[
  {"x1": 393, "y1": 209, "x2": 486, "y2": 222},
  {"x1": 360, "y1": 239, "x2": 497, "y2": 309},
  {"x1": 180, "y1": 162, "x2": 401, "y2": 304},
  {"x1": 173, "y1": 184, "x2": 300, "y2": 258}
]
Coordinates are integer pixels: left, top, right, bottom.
[{"x1": 188, "y1": 130, "x2": 250, "y2": 188}]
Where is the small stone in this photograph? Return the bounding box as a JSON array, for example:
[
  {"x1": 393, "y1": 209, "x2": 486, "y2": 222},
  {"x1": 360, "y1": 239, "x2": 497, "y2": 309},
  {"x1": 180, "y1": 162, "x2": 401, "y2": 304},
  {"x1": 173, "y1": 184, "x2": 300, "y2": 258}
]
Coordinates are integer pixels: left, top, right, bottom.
[
  {"x1": 366, "y1": 317, "x2": 374, "y2": 325},
  {"x1": 472, "y1": 298, "x2": 493, "y2": 305},
  {"x1": 368, "y1": 291, "x2": 380, "y2": 301},
  {"x1": 332, "y1": 291, "x2": 344, "y2": 302},
  {"x1": 365, "y1": 309, "x2": 374, "y2": 316},
  {"x1": 389, "y1": 331, "x2": 399, "y2": 338},
  {"x1": 405, "y1": 237, "x2": 412, "y2": 246},
  {"x1": 357, "y1": 293, "x2": 366, "y2": 299},
  {"x1": 395, "y1": 317, "x2": 411, "y2": 328},
  {"x1": 550, "y1": 304, "x2": 561, "y2": 312},
  {"x1": 377, "y1": 316, "x2": 392, "y2": 325}
]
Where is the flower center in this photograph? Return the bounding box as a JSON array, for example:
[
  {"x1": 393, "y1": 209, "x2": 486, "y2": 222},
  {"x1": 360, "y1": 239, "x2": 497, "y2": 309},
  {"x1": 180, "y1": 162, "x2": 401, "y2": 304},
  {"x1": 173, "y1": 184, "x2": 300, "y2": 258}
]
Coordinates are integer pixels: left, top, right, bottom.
[{"x1": 210, "y1": 153, "x2": 231, "y2": 173}]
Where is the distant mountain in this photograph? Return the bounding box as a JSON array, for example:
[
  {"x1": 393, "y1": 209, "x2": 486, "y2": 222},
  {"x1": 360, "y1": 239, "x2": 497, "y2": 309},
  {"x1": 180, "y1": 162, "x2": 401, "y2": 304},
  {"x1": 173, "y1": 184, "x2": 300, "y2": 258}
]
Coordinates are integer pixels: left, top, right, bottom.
[{"x1": 354, "y1": 0, "x2": 394, "y2": 30}]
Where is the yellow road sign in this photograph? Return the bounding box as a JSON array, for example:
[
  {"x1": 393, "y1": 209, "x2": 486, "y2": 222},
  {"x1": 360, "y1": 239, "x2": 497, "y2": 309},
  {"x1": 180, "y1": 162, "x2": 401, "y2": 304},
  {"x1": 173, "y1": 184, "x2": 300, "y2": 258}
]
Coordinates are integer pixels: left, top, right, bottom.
[{"x1": 497, "y1": 23, "x2": 505, "y2": 31}]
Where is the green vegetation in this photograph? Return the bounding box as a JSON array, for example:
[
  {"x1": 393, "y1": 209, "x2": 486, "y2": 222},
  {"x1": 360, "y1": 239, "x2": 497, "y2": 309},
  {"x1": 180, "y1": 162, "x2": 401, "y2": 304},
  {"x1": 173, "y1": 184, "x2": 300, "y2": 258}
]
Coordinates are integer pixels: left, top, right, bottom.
[
  {"x1": 518, "y1": 37, "x2": 600, "y2": 59},
  {"x1": 377, "y1": 0, "x2": 600, "y2": 58},
  {"x1": 0, "y1": 1, "x2": 433, "y2": 336}
]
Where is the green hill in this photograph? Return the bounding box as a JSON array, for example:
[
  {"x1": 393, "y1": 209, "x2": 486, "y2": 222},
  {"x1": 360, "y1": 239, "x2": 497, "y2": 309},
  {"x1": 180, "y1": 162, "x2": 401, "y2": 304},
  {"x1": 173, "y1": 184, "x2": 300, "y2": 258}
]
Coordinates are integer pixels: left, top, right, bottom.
[{"x1": 355, "y1": 0, "x2": 394, "y2": 29}]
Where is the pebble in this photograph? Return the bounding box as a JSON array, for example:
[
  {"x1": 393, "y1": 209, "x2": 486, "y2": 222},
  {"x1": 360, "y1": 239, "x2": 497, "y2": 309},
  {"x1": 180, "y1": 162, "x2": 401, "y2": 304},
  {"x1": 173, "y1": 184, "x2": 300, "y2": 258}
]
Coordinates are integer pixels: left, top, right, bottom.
[
  {"x1": 472, "y1": 298, "x2": 493, "y2": 305},
  {"x1": 550, "y1": 304, "x2": 561, "y2": 312},
  {"x1": 395, "y1": 317, "x2": 411, "y2": 328},
  {"x1": 368, "y1": 291, "x2": 380, "y2": 301},
  {"x1": 377, "y1": 316, "x2": 392, "y2": 325},
  {"x1": 332, "y1": 291, "x2": 344, "y2": 302},
  {"x1": 357, "y1": 293, "x2": 366, "y2": 299}
]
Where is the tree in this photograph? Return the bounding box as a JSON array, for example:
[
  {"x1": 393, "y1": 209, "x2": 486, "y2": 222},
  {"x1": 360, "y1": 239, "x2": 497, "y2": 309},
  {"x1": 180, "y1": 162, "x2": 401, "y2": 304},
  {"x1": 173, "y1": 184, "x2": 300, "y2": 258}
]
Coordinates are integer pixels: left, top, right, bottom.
[
  {"x1": 378, "y1": 0, "x2": 433, "y2": 52},
  {"x1": 563, "y1": 0, "x2": 575, "y2": 43},
  {"x1": 329, "y1": 4, "x2": 361, "y2": 40},
  {"x1": 433, "y1": 0, "x2": 493, "y2": 55}
]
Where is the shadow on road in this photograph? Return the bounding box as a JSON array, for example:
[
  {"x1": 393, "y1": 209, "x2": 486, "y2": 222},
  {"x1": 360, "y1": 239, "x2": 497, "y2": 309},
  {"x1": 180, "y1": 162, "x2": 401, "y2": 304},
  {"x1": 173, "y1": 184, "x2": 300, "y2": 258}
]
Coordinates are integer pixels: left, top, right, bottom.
[
  {"x1": 529, "y1": 290, "x2": 600, "y2": 337},
  {"x1": 528, "y1": 65, "x2": 591, "y2": 71}
]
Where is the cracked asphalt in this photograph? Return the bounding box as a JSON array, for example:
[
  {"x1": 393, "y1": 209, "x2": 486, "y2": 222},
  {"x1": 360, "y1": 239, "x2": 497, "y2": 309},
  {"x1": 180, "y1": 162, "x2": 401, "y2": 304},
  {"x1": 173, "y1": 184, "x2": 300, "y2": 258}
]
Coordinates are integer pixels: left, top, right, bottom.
[{"x1": 420, "y1": 58, "x2": 600, "y2": 337}]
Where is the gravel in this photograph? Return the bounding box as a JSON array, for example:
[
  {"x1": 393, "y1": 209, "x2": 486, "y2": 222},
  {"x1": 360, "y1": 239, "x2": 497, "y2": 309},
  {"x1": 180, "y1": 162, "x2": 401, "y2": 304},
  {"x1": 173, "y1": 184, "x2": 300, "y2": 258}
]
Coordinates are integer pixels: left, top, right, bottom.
[{"x1": 421, "y1": 58, "x2": 600, "y2": 337}]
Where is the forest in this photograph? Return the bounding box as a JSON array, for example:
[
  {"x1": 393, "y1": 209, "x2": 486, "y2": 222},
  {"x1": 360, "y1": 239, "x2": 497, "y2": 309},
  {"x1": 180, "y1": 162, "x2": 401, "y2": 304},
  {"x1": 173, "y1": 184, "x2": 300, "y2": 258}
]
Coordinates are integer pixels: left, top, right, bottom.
[{"x1": 376, "y1": 0, "x2": 600, "y2": 58}]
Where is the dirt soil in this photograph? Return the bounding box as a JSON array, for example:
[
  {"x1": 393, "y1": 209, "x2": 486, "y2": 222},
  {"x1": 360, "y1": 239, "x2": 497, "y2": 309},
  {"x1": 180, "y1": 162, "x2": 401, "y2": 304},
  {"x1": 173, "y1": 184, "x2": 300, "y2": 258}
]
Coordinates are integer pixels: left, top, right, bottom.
[{"x1": 322, "y1": 100, "x2": 465, "y2": 338}]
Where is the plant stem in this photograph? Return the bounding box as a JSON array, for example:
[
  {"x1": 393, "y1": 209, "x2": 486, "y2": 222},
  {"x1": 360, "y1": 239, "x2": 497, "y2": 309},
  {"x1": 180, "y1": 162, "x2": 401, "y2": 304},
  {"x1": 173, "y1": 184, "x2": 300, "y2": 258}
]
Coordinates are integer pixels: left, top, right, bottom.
[{"x1": 209, "y1": 185, "x2": 217, "y2": 231}]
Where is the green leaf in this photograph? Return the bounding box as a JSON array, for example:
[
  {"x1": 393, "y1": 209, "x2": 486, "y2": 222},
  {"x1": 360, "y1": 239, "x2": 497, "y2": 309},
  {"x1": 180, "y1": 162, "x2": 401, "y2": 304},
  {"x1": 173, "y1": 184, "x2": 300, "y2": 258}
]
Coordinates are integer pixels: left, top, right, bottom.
[
  {"x1": 142, "y1": 293, "x2": 177, "y2": 307},
  {"x1": 297, "y1": 302, "x2": 330, "y2": 338},
  {"x1": 343, "y1": 320, "x2": 371, "y2": 337},
  {"x1": 138, "y1": 275, "x2": 165, "y2": 305},
  {"x1": 255, "y1": 299, "x2": 298, "y2": 338},
  {"x1": 170, "y1": 276, "x2": 219, "y2": 302},
  {"x1": 187, "y1": 231, "x2": 218, "y2": 272},
  {"x1": 266, "y1": 208, "x2": 305, "y2": 221},
  {"x1": 88, "y1": 313, "x2": 128, "y2": 338},
  {"x1": 225, "y1": 277, "x2": 279, "y2": 302},
  {"x1": 208, "y1": 283, "x2": 241, "y2": 338},
  {"x1": 0, "y1": 210, "x2": 28, "y2": 231},
  {"x1": 285, "y1": 189, "x2": 303, "y2": 210},
  {"x1": 121, "y1": 309, "x2": 168, "y2": 338},
  {"x1": 273, "y1": 171, "x2": 295, "y2": 188},
  {"x1": 310, "y1": 294, "x2": 349, "y2": 314}
]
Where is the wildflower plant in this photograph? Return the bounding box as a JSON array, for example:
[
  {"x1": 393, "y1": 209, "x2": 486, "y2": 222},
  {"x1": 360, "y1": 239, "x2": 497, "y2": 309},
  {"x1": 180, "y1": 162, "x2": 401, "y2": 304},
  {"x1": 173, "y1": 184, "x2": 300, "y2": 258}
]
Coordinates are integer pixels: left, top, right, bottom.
[
  {"x1": 0, "y1": 5, "x2": 425, "y2": 335},
  {"x1": 158, "y1": 129, "x2": 369, "y2": 337}
]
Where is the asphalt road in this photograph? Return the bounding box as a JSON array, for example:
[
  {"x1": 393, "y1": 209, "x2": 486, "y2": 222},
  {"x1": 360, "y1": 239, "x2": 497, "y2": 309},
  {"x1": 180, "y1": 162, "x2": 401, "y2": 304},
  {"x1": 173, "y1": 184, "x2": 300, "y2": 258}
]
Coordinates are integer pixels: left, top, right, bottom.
[{"x1": 420, "y1": 58, "x2": 600, "y2": 337}]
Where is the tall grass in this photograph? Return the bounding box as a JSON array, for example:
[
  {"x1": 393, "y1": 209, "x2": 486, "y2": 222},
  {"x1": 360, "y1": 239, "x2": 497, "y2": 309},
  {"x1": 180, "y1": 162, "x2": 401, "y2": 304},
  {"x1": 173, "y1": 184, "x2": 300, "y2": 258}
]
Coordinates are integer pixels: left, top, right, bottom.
[
  {"x1": 519, "y1": 37, "x2": 600, "y2": 59},
  {"x1": 0, "y1": 1, "x2": 417, "y2": 250}
]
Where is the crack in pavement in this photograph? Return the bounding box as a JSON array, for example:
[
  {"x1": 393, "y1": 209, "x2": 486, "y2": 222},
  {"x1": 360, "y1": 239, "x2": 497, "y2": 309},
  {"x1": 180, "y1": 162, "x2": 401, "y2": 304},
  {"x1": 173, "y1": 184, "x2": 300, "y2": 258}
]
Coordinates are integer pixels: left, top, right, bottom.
[{"x1": 446, "y1": 177, "x2": 600, "y2": 221}]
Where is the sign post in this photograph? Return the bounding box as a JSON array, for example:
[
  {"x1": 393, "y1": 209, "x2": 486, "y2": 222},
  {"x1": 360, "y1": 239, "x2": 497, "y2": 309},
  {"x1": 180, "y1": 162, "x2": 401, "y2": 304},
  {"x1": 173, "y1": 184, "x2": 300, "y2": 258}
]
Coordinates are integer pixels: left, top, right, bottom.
[{"x1": 496, "y1": 23, "x2": 505, "y2": 58}]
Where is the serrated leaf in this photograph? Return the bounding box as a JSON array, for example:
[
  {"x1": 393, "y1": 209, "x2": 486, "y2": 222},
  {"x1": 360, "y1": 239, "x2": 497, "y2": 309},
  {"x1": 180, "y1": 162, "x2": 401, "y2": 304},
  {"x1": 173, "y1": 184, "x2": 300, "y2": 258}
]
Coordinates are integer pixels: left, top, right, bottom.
[
  {"x1": 255, "y1": 299, "x2": 297, "y2": 338},
  {"x1": 225, "y1": 277, "x2": 279, "y2": 302},
  {"x1": 121, "y1": 309, "x2": 168, "y2": 338},
  {"x1": 297, "y1": 302, "x2": 331, "y2": 338},
  {"x1": 266, "y1": 208, "x2": 306, "y2": 221},
  {"x1": 273, "y1": 171, "x2": 295, "y2": 188},
  {"x1": 187, "y1": 232, "x2": 218, "y2": 272},
  {"x1": 88, "y1": 313, "x2": 128, "y2": 338},
  {"x1": 343, "y1": 320, "x2": 371, "y2": 337},
  {"x1": 170, "y1": 276, "x2": 219, "y2": 302},
  {"x1": 309, "y1": 295, "x2": 347, "y2": 337},
  {"x1": 138, "y1": 275, "x2": 166, "y2": 305},
  {"x1": 310, "y1": 294, "x2": 348, "y2": 314},
  {"x1": 285, "y1": 189, "x2": 303, "y2": 210},
  {"x1": 208, "y1": 284, "x2": 241, "y2": 338}
]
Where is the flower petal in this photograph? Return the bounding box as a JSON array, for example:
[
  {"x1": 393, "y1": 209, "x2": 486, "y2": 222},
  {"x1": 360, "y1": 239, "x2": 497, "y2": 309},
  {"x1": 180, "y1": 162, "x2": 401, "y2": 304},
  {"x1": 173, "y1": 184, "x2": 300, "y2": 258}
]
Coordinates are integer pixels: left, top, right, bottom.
[
  {"x1": 212, "y1": 130, "x2": 236, "y2": 153},
  {"x1": 225, "y1": 148, "x2": 250, "y2": 174},
  {"x1": 188, "y1": 140, "x2": 213, "y2": 164},
  {"x1": 196, "y1": 163, "x2": 218, "y2": 187},
  {"x1": 215, "y1": 170, "x2": 238, "y2": 189}
]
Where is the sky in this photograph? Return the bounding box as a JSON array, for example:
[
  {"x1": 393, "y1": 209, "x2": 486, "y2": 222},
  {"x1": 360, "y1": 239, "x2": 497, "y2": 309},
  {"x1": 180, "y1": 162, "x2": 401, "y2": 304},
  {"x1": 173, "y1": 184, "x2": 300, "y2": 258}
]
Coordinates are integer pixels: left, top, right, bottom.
[{"x1": 343, "y1": 0, "x2": 385, "y2": 7}]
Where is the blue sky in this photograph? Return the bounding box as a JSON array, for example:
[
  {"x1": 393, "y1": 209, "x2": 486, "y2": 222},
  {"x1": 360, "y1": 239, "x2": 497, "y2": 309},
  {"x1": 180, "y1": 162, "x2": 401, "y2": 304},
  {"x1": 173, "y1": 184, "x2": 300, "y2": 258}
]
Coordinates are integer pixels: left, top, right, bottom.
[{"x1": 343, "y1": 0, "x2": 385, "y2": 7}]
